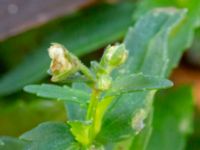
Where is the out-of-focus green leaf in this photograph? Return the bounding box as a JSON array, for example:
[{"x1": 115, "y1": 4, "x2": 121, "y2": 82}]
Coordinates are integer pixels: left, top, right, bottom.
[
  {"x1": 0, "y1": 99, "x2": 66, "y2": 136},
  {"x1": 97, "y1": 8, "x2": 186, "y2": 143},
  {"x1": 20, "y1": 122, "x2": 79, "y2": 150},
  {"x1": 186, "y1": 109, "x2": 200, "y2": 150},
  {"x1": 0, "y1": 137, "x2": 27, "y2": 150},
  {"x1": 146, "y1": 86, "x2": 194, "y2": 150},
  {"x1": 109, "y1": 74, "x2": 173, "y2": 95},
  {"x1": 186, "y1": 28, "x2": 200, "y2": 66},
  {"x1": 24, "y1": 84, "x2": 89, "y2": 104},
  {"x1": 0, "y1": 49, "x2": 49, "y2": 97},
  {"x1": 0, "y1": 3, "x2": 135, "y2": 96}
]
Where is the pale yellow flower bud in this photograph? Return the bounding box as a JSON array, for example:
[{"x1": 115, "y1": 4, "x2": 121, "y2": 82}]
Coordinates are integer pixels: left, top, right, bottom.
[
  {"x1": 102, "y1": 44, "x2": 128, "y2": 67},
  {"x1": 48, "y1": 43, "x2": 79, "y2": 82}
]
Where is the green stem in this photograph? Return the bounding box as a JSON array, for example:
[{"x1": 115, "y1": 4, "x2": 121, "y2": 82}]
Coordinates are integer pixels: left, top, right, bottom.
[
  {"x1": 71, "y1": 54, "x2": 95, "y2": 82},
  {"x1": 85, "y1": 87, "x2": 101, "y2": 146},
  {"x1": 86, "y1": 88, "x2": 100, "y2": 120},
  {"x1": 79, "y1": 62, "x2": 95, "y2": 82}
]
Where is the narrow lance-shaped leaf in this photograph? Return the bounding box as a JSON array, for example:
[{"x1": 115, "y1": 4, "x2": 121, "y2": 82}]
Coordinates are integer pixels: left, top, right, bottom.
[
  {"x1": 108, "y1": 73, "x2": 173, "y2": 96},
  {"x1": 24, "y1": 84, "x2": 90, "y2": 104},
  {"x1": 135, "y1": 0, "x2": 200, "y2": 75}
]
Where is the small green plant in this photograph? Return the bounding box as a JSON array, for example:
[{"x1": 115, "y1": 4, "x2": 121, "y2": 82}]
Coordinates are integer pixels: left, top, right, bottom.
[
  {"x1": 24, "y1": 42, "x2": 172, "y2": 149},
  {"x1": 1, "y1": 2, "x2": 198, "y2": 148}
]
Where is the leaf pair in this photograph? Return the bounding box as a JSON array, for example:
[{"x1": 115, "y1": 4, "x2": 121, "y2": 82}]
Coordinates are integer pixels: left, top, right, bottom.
[
  {"x1": 24, "y1": 73, "x2": 172, "y2": 148},
  {"x1": 24, "y1": 74, "x2": 172, "y2": 105}
]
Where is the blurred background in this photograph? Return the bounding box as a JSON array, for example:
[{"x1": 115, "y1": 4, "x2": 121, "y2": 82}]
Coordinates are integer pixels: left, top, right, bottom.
[{"x1": 0, "y1": 0, "x2": 199, "y2": 149}]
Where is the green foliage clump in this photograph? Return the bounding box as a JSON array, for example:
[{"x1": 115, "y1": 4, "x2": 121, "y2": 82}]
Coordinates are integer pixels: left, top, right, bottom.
[{"x1": 0, "y1": 0, "x2": 200, "y2": 149}]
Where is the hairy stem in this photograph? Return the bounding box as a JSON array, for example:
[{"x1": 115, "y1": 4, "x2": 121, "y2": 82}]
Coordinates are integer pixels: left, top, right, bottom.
[{"x1": 80, "y1": 62, "x2": 95, "y2": 82}]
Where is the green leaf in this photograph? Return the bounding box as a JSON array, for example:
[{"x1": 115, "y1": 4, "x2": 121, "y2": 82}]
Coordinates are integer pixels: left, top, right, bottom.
[
  {"x1": 94, "y1": 96, "x2": 114, "y2": 136},
  {"x1": 135, "y1": 0, "x2": 200, "y2": 27},
  {"x1": 0, "y1": 3, "x2": 135, "y2": 96},
  {"x1": 0, "y1": 49, "x2": 49, "y2": 97},
  {"x1": 68, "y1": 120, "x2": 91, "y2": 146},
  {"x1": 130, "y1": 109, "x2": 153, "y2": 150},
  {"x1": 20, "y1": 122, "x2": 79, "y2": 150},
  {"x1": 97, "y1": 8, "x2": 187, "y2": 143},
  {"x1": 0, "y1": 137, "x2": 27, "y2": 150},
  {"x1": 109, "y1": 73, "x2": 173, "y2": 95},
  {"x1": 124, "y1": 8, "x2": 187, "y2": 76},
  {"x1": 186, "y1": 28, "x2": 200, "y2": 66},
  {"x1": 0, "y1": 99, "x2": 67, "y2": 136},
  {"x1": 64, "y1": 82, "x2": 91, "y2": 121},
  {"x1": 111, "y1": 109, "x2": 153, "y2": 150},
  {"x1": 24, "y1": 84, "x2": 89, "y2": 104},
  {"x1": 135, "y1": 0, "x2": 200, "y2": 75},
  {"x1": 146, "y1": 86, "x2": 194, "y2": 150}
]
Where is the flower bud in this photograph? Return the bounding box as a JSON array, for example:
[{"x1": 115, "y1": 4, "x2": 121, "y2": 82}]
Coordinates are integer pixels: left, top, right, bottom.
[
  {"x1": 96, "y1": 75, "x2": 112, "y2": 91},
  {"x1": 102, "y1": 44, "x2": 128, "y2": 67},
  {"x1": 48, "y1": 43, "x2": 79, "y2": 82}
]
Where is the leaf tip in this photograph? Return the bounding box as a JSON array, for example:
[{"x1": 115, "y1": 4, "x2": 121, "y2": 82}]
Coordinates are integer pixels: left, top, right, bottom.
[{"x1": 23, "y1": 85, "x2": 38, "y2": 94}]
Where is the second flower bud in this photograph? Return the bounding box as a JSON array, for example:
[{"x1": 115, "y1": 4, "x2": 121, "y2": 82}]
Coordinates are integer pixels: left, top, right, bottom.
[{"x1": 102, "y1": 44, "x2": 128, "y2": 68}]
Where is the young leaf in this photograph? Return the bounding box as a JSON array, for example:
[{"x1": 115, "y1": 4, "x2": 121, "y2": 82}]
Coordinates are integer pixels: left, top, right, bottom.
[
  {"x1": 146, "y1": 86, "x2": 194, "y2": 150},
  {"x1": 24, "y1": 84, "x2": 89, "y2": 104},
  {"x1": 97, "y1": 8, "x2": 187, "y2": 143},
  {"x1": 68, "y1": 120, "x2": 92, "y2": 146},
  {"x1": 20, "y1": 122, "x2": 79, "y2": 150},
  {"x1": 0, "y1": 137, "x2": 27, "y2": 150},
  {"x1": 108, "y1": 74, "x2": 173, "y2": 95},
  {"x1": 94, "y1": 96, "x2": 114, "y2": 136},
  {"x1": 0, "y1": 3, "x2": 135, "y2": 96}
]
